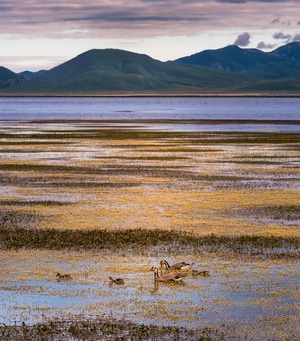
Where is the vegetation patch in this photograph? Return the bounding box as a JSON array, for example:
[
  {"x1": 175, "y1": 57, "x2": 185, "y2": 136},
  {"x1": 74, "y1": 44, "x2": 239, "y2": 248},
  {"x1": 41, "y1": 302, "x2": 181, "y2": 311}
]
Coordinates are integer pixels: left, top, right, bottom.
[
  {"x1": 237, "y1": 205, "x2": 300, "y2": 222},
  {"x1": 0, "y1": 200, "x2": 70, "y2": 207},
  {"x1": 0, "y1": 225, "x2": 298, "y2": 259},
  {"x1": 1, "y1": 129, "x2": 299, "y2": 144},
  {"x1": 0, "y1": 210, "x2": 43, "y2": 229},
  {"x1": 0, "y1": 316, "x2": 238, "y2": 341}
]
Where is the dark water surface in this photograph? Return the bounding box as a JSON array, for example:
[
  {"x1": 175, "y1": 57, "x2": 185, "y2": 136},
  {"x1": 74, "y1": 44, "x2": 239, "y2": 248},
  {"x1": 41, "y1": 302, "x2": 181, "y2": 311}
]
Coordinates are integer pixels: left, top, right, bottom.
[{"x1": 0, "y1": 97, "x2": 299, "y2": 132}]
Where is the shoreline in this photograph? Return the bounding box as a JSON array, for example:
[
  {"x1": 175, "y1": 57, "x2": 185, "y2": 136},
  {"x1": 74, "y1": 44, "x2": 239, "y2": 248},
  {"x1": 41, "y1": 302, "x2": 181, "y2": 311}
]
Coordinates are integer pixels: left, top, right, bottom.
[
  {"x1": 0, "y1": 92, "x2": 300, "y2": 98},
  {"x1": 2, "y1": 118, "x2": 299, "y2": 125}
]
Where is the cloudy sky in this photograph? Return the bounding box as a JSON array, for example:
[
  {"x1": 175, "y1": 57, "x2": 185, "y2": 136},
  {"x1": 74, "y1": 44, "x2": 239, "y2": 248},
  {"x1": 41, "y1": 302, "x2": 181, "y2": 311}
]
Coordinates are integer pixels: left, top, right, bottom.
[{"x1": 1, "y1": 0, "x2": 299, "y2": 72}]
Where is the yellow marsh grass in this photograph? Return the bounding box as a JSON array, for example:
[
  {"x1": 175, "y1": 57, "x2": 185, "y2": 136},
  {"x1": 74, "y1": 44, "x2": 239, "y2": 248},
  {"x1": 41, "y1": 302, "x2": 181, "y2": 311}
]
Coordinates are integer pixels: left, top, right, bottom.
[
  {"x1": 26, "y1": 187, "x2": 298, "y2": 238},
  {"x1": 1, "y1": 125, "x2": 299, "y2": 240}
]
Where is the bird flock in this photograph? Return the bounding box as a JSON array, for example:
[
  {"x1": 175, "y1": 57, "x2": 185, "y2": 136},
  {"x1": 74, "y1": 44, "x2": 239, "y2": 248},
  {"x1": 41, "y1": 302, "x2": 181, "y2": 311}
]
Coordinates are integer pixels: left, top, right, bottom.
[
  {"x1": 55, "y1": 259, "x2": 210, "y2": 285},
  {"x1": 151, "y1": 259, "x2": 210, "y2": 283}
]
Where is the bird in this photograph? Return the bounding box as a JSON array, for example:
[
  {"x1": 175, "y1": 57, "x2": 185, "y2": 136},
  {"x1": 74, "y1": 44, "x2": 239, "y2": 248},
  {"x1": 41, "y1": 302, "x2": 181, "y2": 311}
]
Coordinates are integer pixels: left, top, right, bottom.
[
  {"x1": 56, "y1": 272, "x2": 72, "y2": 281},
  {"x1": 109, "y1": 276, "x2": 124, "y2": 285},
  {"x1": 160, "y1": 259, "x2": 194, "y2": 271},
  {"x1": 192, "y1": 270, "x2": 211, "y2": 277},
  {"x1": 151, "y1": 266, "x2": 187, "y2": 282}
]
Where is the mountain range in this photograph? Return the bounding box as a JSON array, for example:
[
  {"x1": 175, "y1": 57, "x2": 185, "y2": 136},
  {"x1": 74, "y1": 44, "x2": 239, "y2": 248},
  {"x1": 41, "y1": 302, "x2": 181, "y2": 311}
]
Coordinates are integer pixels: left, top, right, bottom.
[{"x1": 0, "y1": 42, "x2": 299, "y2": 95}]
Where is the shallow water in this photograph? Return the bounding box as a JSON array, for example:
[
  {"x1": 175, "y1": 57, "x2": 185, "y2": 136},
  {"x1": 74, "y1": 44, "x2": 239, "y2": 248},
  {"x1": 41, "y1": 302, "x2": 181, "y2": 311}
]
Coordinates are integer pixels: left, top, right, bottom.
[
  {"x1": 0, "y1": 97, "x2": 299, "y2": 132},
  {"x1": 0, "y1": 250, "x2": 299, "y2": 340}
]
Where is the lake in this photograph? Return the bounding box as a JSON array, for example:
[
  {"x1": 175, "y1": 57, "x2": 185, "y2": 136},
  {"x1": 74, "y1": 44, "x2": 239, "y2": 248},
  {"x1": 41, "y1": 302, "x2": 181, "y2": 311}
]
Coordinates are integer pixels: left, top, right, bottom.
[{"x1": 0, "y1": 97, "x2": 299, "y2": 132}]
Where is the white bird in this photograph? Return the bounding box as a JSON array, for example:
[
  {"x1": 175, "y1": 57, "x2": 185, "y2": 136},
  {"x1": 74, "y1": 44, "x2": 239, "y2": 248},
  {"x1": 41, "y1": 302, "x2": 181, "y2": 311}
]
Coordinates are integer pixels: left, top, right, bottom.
[
  {"x1": 151, "y1": 266, "x2": 187, "y2": 282},
  {"x1": 160, "y1": 259, "x2": 194, "y2": 271}
]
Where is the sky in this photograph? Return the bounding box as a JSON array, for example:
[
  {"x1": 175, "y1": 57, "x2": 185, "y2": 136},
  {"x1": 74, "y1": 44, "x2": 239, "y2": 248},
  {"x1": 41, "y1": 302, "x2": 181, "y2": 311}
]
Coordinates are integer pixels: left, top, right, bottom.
[{"x1": 1, "y1": 0, "x2": 300, "y2": 72}]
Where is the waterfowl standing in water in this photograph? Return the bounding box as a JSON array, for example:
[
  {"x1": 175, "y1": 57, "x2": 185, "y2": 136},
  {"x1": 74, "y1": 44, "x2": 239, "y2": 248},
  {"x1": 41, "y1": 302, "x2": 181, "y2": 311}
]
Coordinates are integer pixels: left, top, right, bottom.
[
  {"x1": 151, "y1": 266, "x2": 187, "y2": 282},
  {"x1": 56, "y1": 272, "x2": 72, "y2": 281},
  {"x1": 192, "y1": 270, "x2": 211, "y2": 277},
  {"x1": 109, "y1": 276, "x2": 124, "y2": 285},
  {"x1": 160, "y1": 259, "x2": 194, "y2": 271}
]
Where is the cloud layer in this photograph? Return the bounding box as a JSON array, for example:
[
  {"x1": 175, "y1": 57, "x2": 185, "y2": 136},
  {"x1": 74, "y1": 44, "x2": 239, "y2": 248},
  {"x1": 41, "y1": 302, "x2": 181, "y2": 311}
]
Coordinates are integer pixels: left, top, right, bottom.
[
  {"x1": 1, "y1": 0, "x2": 299, "y2": 39},
  {"x1": 1, "y1": 0, "x2": 299, "y2": 71}
]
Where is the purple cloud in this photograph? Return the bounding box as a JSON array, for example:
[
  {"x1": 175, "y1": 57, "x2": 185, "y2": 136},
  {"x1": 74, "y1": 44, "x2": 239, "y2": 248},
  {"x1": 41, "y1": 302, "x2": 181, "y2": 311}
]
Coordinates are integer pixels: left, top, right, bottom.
[
  {"x1": 257, "y1": 41, "x2": 276, "y2": 49},
  {"x1": 217, "y1": 0, "x2": 300, "y2": 2},
  {"x1": 271, "y1": 18, "x2": 280, "y2": 24},
  {"x1": 234, "y1": 32, "x2": 251, "y2": 46},
  {"x1": 273, "y1": 32, "x2": 293, "y2": 41}
]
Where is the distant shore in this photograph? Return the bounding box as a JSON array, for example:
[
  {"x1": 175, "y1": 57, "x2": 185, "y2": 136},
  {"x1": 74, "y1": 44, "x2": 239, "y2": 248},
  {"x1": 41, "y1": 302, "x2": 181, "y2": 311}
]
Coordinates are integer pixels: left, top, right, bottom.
[
  {"x1": 20, "y1": 118, "x2": 300, "y2": 125},
  {"x1": 0, "y1": 92, "x2": 299, "y2": 98}
]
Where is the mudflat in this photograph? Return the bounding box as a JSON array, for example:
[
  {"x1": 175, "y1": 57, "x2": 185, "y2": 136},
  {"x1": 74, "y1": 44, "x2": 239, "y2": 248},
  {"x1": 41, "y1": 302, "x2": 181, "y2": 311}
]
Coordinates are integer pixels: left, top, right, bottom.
[{"x1": 0, "y1": 120, "x2": 299, "y2": 340}]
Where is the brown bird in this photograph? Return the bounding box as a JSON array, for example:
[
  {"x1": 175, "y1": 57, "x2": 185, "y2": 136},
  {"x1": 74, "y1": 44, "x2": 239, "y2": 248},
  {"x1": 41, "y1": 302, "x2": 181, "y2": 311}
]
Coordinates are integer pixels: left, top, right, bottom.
[
  {"x1": 56, "y1": 272, "x2": 72, "y2": 281},
  {"x1": 192, "y1": 270, "x2": 211, "y2": 277},
  {"x1": 160, "y1": 259, "x2": 194, "y2": 271},
  {"x1": 109, "y1": 276, "x2": 124, "y2": 285},
  {"x1": 151, "y1": 266, "x2": 187, "y2": 282}
]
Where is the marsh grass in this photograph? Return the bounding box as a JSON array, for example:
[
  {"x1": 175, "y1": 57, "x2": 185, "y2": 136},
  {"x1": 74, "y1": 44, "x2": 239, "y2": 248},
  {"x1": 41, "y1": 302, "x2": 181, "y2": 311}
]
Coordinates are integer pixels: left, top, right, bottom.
[
  {"x1": 0, "y1": 316, "x2": 236, "y2": 341},
  {"x1": 0, "y1": 200, "x2": 70, "y2": 207},
  {"x1": 0, "y1": 210, "x2": 43, "y2": 229},
  {"x1": 0, "y1": 225, "x2": 298, "y2": 259},
  {"x1": 1, "y1": 129, "x2": 300, "y2": 144},
  {"x1": 237, "y1": 205, "x2": 300, "y2": 221}
]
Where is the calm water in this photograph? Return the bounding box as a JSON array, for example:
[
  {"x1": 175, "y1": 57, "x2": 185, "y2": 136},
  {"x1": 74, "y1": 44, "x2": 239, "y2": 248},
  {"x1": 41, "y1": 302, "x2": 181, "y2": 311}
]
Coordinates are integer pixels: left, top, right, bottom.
[{"x1": 0, "y1": 97, "x2": 299, "y2": 132}]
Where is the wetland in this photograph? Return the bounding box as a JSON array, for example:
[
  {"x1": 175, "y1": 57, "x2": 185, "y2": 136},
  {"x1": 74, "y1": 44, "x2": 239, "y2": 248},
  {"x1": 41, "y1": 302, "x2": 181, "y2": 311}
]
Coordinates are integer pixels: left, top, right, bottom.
[{"x1": 0, "y1": 117, "x2": 299, "y2": 340}]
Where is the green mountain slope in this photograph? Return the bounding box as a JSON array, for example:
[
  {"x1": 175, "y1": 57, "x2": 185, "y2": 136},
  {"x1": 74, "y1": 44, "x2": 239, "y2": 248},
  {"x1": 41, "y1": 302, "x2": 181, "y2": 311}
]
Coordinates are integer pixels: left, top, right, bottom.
[
  {"x1": 0, "y1": 66, "x2": 29, "y2": 88},
  {"x1": 0, "y1": 49, "x2": 264, "y2": 95},
  {"x1": 0, "y1": 66, "x2": 17, "y2": 82},
  {"x1": 173, "y1": 42, "x2": 300, "y2": 80},
  {"x1": 1, "y1": 47, "x2": 299, "y2": 95},
  {"x1": 239, "y1": 77, "x2": 300, "y2": 92},
  {"x1": 19, "y1": 70, "x2": 47, "y2": 80}
]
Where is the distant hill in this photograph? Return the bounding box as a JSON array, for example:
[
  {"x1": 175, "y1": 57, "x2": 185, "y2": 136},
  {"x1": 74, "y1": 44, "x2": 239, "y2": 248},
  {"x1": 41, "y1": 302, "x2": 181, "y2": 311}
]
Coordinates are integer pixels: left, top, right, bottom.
[
  {"x1": 271, "y1": 42, "x2": 300, "y2": 59},
  {"x1": 19, "y1": 70, "x2": 47, "y2": 80},
  {"x1": 0, "y1": 66, "x2": 29, "y2": 88},
  {"x1": 0, "y1": 44, "x2": 299, "y2": 95},
  {"x1": 173, "y1": 42, "x2": 300, "y2": 80},
  {"x1": 0, "y1": 49, "x2": 265, "y2": 95}
]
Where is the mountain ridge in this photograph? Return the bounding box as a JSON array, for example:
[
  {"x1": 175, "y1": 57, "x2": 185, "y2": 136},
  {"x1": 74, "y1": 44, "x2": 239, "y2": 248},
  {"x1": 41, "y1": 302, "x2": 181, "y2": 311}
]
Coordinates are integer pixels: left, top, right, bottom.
[
  {"x1": 173, "y1": 42, "x2": 300, "y2": 80},
  {"x1": 0, "y1": 66, "x2": 30, "y2": 88},
  {"x1": 1, "y1": 42, "x2": 299, "y2": 95}
]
